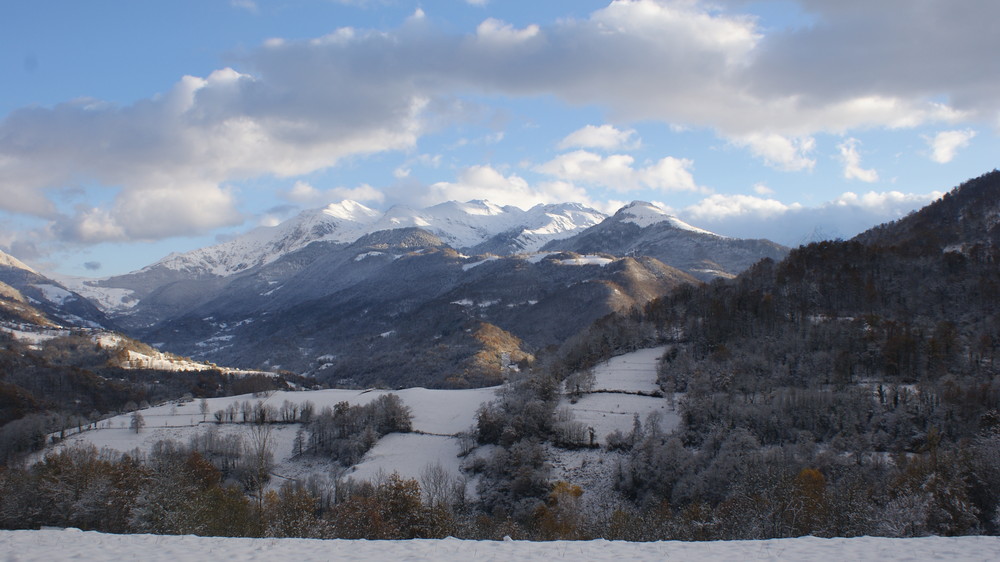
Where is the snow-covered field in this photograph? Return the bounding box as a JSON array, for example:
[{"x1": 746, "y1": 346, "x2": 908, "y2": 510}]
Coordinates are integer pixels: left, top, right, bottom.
[
  {"x1": 2, "y1": 530, "x2": 998, "y2": 561},
  {"x1": 42, "y1": 347, "x2": 677, "y2": 492},
  {"x1": 566, "y1": 393, "x2": 677, "y2": 444},
  {"x1": 46, "y1": 386, "x2": 498, "y2": 486},
  {"x1": 589, "y1": 347, "x2": 664, "y2": 394},
  {"x1": 562, "y1": 346, "x2": 679, "y2": 445}
]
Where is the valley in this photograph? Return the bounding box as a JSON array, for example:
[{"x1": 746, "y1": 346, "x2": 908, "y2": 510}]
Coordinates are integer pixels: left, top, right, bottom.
[{"x1": 2, "y1": 171, "x2": 1000, "y2": 542}]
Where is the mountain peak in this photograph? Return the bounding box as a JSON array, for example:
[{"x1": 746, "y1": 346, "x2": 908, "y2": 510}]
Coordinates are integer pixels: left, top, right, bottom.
[
  {"x1": 321, "y1": 200, "x2": 381, "y2": 223},
  {"x1": 614, "y1": 201, "x2": 716, "y2": 235},
  {"x1": 0, "y1": 249, "x2": 37, "y2": 274},
  {"x1": 428, "y1": 199, "x2": 508, "y2": 217}
]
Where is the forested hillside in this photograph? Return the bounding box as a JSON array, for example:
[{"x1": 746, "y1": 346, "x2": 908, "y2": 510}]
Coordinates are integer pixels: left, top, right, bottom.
[{"x1": 543, "y1": 170, "x2": 1000, "y2": 537}]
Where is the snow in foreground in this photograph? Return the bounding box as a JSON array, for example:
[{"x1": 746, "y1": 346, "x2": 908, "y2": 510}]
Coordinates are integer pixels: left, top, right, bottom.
[{"x1": 2, "y1": 530, "x2": 998, "y2": 562}]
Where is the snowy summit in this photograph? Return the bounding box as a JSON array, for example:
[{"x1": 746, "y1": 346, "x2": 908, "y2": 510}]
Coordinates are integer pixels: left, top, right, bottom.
[{"x1": 617, "y1": 201, "x2": 716, "y2": 235}]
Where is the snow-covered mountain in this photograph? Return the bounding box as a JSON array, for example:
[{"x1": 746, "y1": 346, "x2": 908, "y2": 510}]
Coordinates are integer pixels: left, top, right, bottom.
[
  {"x1": 134, "y1": 234, "x2": 698, "y2": 386},
  {"x1": 0, "y1": 250, "x2": 37, "y2": 274},
  {"x1": 48, "y1": 199, "x2": 791, "y2": 386},
  {"x1": 157, "y1": 199, "x2": 605, "y2": 278},
  {"x1": 68, "y1": 200, "x2": 607, "y2": 314},
  {"x1": 616, "y1": 200, "x2": 715, "y2": 234},
  {"x1": 543, "y1": 201, "x2": 788, "y2": 281},
  {"x1": 369, "y1": 200, "x2": 607, "y2": 254},
  {"x1": 155, "y1": 200, "x2": 382, "y2": 277},
  {"x1": 0, "y1": 249, "x2": 111, "y2": 329}
]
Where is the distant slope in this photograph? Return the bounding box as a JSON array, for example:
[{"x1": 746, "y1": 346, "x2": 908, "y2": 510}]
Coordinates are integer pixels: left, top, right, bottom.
[
  {"x1": 136, "y1": 227, "x2": 698, "y2": 387},
  {"x1": 0, "y1": 250, "x2": 111, "y2": 329}
]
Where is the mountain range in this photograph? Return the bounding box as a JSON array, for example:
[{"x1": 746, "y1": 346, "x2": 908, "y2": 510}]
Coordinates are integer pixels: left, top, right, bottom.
[{"x1": 28, "y1": 199, "x2": 785, "y2": 387}]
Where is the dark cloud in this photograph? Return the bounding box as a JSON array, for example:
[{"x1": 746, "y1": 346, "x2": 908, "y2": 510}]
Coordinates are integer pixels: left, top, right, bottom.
[
  {"x1": 745, "y1": 1, "x2": 1000, "y2": 116},
  {"x1": 83, "y1": 261, "x2": 101, "y2": 271}
]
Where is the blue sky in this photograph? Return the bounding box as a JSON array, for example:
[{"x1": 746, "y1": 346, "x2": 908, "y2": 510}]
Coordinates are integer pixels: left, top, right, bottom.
[{"x1": 2, "y1": 0, "x2": 998, "y2": 276}]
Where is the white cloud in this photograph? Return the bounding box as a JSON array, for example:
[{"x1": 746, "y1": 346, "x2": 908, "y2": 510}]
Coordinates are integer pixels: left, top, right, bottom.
[
  {"x1": 685, "y1": 194, "x2": 801, "y2": 222},
  {"x1": 536, "y1": 150, "x2": 701, "y2": 193},
  {"x1": 838, "y1": 138, "x2": 879, "y2": 183},
  {"x1": 753, "y1": 183, "x2": 774, "y2": 195},
  {"x1": 284, "y1": 181, "x2": 385, "y2": 206},
  {"x1": 830, "y1": 190, "x2": 940, "y2": 215},
  {"x1": 52, "y1": 181, "x2": 244, "y2": 243},
  {"x1": 681, "y1": 189, "x2": 942, "y2": 245},
  {"x1": 732, "y1": 133, "x2": 816, "y2": 171},
  {"x1": 925, "y1": 129, "x2": 976, "y2": 163},
  {"x1": 0, "y1": 65, "x2": 423, "y2": 242},
  {"x1": 56, "y1": 208, "x2": 127, "y2": 244},
  {"x1": 474, "y1": 18, "x2": 540, "y2": 47},
  {"x1": 423, "y1": 165, "x2": 594, "y2": 209},
  {"x1": 557, "y1": 124, "x2": 639, "y2": 151}
]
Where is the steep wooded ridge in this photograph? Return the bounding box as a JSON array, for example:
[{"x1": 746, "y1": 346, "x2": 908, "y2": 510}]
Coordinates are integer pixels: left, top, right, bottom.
[{"x1": 62, "y1": 199, "x2": 783, "y2": 388}]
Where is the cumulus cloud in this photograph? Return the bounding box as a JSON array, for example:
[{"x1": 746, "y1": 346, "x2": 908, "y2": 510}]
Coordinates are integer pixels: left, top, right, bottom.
[
  {"x1": 830, "y1": 190, "x2": 940, "y2": 215},
  {"x1": 685, "y1": 194, "x2": 801, "y2": 222},
  {"x1": 925, "y1": 129, "x2": 977, "y2": 164},
  {"x1": 475, "y1": 18, "x2": 540, "y2": 47},
  {"x1": 838, "y1": 138, "x2": 879, "y2": 183},
  {"x1": 0, "y1": 65, "x2": 423, "y2": 242},
  {"x1": 680, "y1": 189, "x2": 942, "y2": 245},
  {"x1": 535, "y1": 150, "x2": 702, "y2": 193},
  {"x1": 731, "y1": 133, "x2": 816, "y2": 171},
  {"x1": 557, "y1": 124, "x2": 639, "y2": 151}
]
